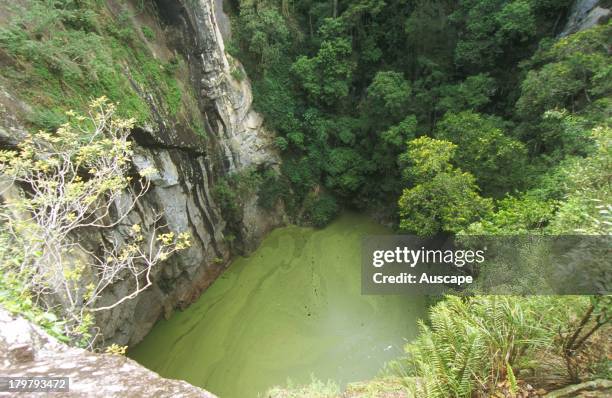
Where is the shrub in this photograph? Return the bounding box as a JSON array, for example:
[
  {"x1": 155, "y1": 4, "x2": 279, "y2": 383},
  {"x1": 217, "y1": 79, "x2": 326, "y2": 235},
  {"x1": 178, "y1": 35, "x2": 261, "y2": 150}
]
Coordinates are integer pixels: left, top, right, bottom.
[
  {"x1": 141, "y1": 26, "x2": 155, "y2": 41},
  {"x1": 398, "y1": 137, "x2": 493, "y2": 236},
  {"x1": 257, "y1": 169, "x2": 289, "y2": 210},
  {"x1": 0, "y1": 98, "x2": 190, "y2": 347},
  {"x1": 303, "y1": 193, "x2": 339, "y2": 228},
  {"x1": 213, "y1": 168, "x2": 262, "y2": 227}
]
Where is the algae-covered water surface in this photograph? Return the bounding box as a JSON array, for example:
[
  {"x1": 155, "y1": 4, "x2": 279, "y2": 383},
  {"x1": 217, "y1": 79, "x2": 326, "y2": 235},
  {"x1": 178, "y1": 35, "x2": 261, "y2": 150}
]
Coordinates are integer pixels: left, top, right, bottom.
[{"x1": 130, "y1": 213, "x2": 427, "y2": 397}]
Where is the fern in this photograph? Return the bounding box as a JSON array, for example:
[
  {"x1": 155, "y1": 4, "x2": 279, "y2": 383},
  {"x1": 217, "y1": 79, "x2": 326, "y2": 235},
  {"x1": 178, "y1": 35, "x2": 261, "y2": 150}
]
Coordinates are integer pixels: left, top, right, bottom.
[
  {"x1": 401, "y1": 296, "x2": 573, "y2": 397},
  {"x1": 506, "y1": 361, "x2": 518, "y2": 397}
]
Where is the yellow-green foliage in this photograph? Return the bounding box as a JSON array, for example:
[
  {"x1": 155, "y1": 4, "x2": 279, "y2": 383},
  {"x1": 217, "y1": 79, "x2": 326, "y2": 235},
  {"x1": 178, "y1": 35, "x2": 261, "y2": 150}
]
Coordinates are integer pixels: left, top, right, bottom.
[
  {"x1": 464, "y1": 123, "x2": 611, "y2": 236},
  {"x1": 105, "y1": 343, "x2": 128, "y2": 356},
  {"x1": 548, "y1": 125, "x2": 611, "y2": 234},
  {"x1": 0, "y1": 232, "x2": 68, "y2": 342},
  {"x1": 398, "y1": 137, "x2": 493, "y2": 236},
  {"x1": 0, "y1": 98, "x2": 190, "y2": 347}
]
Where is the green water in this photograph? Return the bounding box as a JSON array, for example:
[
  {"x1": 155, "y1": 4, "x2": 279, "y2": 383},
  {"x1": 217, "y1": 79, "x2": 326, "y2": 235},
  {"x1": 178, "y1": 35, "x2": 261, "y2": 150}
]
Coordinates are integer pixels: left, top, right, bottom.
[{"x1": 129, "y1": 213, "x2": 427, "y2": 397}]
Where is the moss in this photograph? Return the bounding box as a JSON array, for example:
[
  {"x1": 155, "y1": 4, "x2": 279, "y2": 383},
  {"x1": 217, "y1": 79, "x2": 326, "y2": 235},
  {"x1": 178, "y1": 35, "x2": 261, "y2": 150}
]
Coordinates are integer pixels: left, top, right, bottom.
[
  {"x1": 105, "y1": 10, "x2": 137, "y2": 43},
  {"x1": 141, "y1": 26, "x2": 155, "y2": 41},
  {"x1": 27, "y1": 107, "x2": 67, "y2": 131},
  {"x1": 0, "y1": 0, "x2": 197, "y2": 131},
  {"x1": 164, "y1": 76, "x2": 182, "y2": 116},
  {"x1": 213, "y1": 168, "x2": 264, "y2": 241},
  {"x1": 191, "y1": 117, "x2": 208, "y2": 138}
]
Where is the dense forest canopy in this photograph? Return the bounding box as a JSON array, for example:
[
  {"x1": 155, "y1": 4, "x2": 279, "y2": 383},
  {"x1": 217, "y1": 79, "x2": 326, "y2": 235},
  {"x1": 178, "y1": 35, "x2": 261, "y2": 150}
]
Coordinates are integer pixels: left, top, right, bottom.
[
  {"x1": 0, "y1": 1, "x2": 609, "y2": 396},
  {"x1": 229, "y1": 0, "x2": 610, "y2": 235}
]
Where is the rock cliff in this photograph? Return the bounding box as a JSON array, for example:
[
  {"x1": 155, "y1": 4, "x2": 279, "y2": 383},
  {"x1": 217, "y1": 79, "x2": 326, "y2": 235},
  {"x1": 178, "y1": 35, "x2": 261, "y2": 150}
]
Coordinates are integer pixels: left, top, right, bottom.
[
  {"x1": 560, "y1": 0, "x2": 611, "y2": 36},
  {"x1": 0, "y1": 0, "x2": 284, "y2": 346},
  {"x1": 93, "y1": 0, "x2": 285, "y2": 346}
]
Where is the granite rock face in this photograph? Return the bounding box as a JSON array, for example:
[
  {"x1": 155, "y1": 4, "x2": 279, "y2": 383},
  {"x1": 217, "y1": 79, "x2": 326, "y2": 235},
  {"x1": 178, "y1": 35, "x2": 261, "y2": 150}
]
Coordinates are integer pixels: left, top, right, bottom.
[
  {"x1": 0, "y1": 0, "x2": 284, "y2": 346},
  {"x1": 0, "y1": 309, "x2": 217, "y2": 397}
]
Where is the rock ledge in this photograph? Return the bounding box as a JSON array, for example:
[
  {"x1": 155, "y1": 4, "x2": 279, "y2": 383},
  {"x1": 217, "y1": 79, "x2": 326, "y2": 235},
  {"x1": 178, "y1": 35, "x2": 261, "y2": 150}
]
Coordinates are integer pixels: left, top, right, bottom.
[{"x1": 0, "y1": 309, "x2": 216, "y2": 398}]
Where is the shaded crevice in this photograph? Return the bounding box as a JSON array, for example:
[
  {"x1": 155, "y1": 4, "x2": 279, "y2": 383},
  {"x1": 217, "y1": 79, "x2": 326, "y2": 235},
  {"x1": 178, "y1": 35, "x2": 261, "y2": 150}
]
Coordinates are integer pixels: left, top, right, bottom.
[{"x1": 130, "y1": 127, "x2": 206, "y2": 156}]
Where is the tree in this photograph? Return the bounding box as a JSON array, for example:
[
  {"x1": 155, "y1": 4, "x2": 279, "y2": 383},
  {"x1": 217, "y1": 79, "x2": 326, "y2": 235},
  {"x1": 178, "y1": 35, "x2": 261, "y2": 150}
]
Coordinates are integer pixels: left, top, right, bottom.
[
  {"x1": 0, "y1": 98, "x2": 190, "y2": 346},
  {"x1": 516, "y1": 23, "x2": 611, "y2": 120},
  {"x1": 434, "y1": 111, "x2": 527, "y2": 195},
  {"x1": 291, "y1": 20, "x2": 355, "y2": 107},
  {"x1": 404, "y1": 0, "x2": 455, "y2": 70},
  {"x1": 291, "y1": 38, "x2": 354, "y2": 106},
  {"x1": 339, "y1": 0, "x2": 386, "y2": 24},
  {"x1": 324, "y1": 147, "x2": 371, "y2": 196},
  {"x1": 462, "y1": 194, "x2": 556, "y2": 234},
  {"x1": 303, "y1": 192, "x2": 338, "y2": 227},
  {"x1": 495, "y1": 0, "x2": 536, "y2": 42},
  {"x1": 400, "y1": 135, "x2": 453, "y2": 179},
  {"x1": 364, "y1": 71, "x2": 412, "y2": 126},
  {"x1": 535, "y1": 109, "x2": 595, "y2": 161},
  {"x1": 547, "y1": 125, "x2": 612, "y2": 234},
  {"x1": 451, "y1": 0, "x2": 539, "y2": 71},
  {"x1": 517, "y1": 62, "x2": 585, "y2": 119},
  {"x1": 380, "y1": 114, "x2": 417, "y2": 148},
  {"x1": 438, "y1": 74, "x2": 496, "y2": 114},
  {"x1": 235, "y1": 0, "x2": 292, "y2": 72},
  {"x1": 398, "y1": 137, "x2": 492, "y2": 236},
  {"x1": 451, "y1": 0, "x2": 507, "y2": 70}
]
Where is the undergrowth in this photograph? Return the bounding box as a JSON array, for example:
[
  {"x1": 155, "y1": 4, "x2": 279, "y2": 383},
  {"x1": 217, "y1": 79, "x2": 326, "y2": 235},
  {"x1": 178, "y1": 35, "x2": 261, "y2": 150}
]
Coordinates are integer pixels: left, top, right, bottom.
[{"x1": 0, "y1": 0, "x2": 197, "y2": 131}]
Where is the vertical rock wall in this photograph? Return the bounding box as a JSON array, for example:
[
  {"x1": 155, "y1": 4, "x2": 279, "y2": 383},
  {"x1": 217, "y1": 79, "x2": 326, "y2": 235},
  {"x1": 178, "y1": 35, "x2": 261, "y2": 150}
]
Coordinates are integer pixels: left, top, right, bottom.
[
  {"x1": 0, "y1": 0, "x2": 285, "y2": 346},
  {"x1": 96, "y1": 0, "x2": 285, "y2": 345}
]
